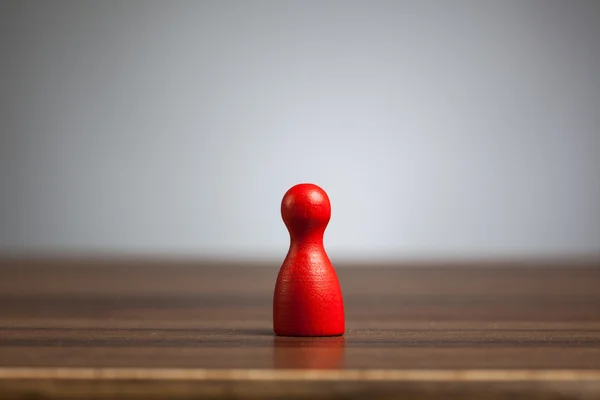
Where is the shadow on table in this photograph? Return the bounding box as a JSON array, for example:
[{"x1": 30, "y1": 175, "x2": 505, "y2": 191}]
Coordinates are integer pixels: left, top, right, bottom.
[{"x1": 273, "y1": 336, "x2": 346, "y2": 369}]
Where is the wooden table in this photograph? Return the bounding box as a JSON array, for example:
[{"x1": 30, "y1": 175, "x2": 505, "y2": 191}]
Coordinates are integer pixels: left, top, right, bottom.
[{"x1": 0, "y1": 257, "x2": 599, "y2": 399}]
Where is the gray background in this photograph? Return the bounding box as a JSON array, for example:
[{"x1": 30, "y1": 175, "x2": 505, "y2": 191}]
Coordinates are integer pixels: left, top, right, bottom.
[{"x1": 1, "y1": 0, "x2": 599, "y2": 261}]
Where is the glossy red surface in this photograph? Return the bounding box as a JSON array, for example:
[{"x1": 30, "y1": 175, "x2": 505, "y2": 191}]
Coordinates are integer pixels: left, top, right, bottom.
[{"x1": 273, "y1": 183, "x2": 345, "y2": 337}]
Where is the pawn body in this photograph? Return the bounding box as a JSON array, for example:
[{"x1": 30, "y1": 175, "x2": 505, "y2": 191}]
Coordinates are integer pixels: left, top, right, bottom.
[{"x1": 273, "y1": 183, "x2": 345, "y2": 337}]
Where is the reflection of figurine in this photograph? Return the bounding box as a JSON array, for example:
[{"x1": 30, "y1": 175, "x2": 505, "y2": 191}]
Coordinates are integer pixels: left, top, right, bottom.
[
  {"x1": 273, "y1": 336, "x2": 346, "y2": 369},
  {"x1": 274, "y1": 183, "x2": 345, "y2": 337}
]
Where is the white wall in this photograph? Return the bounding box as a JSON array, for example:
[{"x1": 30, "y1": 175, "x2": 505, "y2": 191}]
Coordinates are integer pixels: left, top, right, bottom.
[{"x1": 1, "y1": 0, "x2": 599, "y2": 260}]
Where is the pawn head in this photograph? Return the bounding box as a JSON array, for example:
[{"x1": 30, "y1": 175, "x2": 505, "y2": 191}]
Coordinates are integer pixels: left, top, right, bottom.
[{"x1": 281, "y1": 183, "x2": 331, "y2": 234}]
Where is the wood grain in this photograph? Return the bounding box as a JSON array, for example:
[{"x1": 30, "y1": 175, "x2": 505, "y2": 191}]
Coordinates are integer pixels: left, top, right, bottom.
[{"x1": 0, "y1": 257, "x2": 599, "y2": 399}]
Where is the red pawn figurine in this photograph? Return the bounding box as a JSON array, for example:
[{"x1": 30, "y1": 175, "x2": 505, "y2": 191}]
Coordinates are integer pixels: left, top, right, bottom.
[{"x1": 273, "y1": 183, "x2": 345, "y2": 337}]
